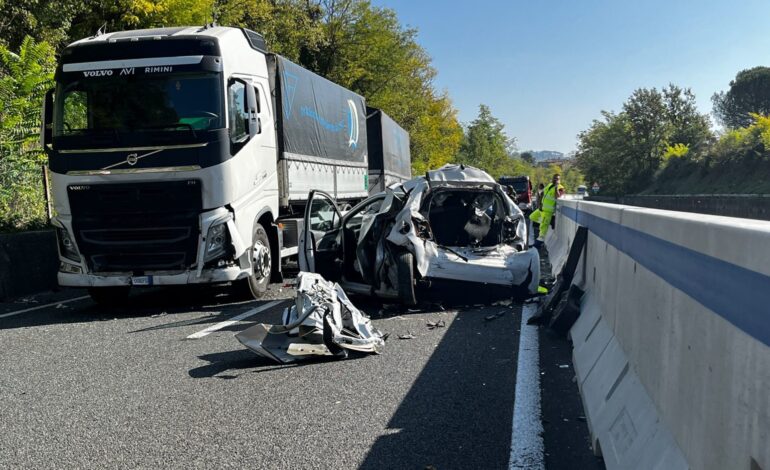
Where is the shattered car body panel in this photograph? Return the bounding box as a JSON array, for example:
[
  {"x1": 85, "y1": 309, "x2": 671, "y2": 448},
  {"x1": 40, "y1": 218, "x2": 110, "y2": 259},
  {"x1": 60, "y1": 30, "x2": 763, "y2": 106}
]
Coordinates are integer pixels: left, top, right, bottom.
[
  {"x1": 236, "y1": 272, "x2": 385, "y2": 363},
  {"x1": 299, "y1": 164, "x2": 540, "y2": 303}
]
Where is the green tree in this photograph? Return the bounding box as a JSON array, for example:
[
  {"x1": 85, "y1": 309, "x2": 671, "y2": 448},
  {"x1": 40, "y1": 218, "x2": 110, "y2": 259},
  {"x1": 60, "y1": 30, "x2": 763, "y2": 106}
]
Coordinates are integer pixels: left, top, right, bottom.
[
  {"x1": 712, "y1": 66, "x2": 770, "y2": 129},
  {"x1": 519, "y1": 151, "x2": 535, "y2": 165},
  {"x1": 458, "y1": 104, "x2": 517, "y2": 178},
  {"x1": 576, "y1": 85, "x2": 712, "y2": 194},
  {"x1": 0, "y1": 36, "x2": 56, "y2": 230}
]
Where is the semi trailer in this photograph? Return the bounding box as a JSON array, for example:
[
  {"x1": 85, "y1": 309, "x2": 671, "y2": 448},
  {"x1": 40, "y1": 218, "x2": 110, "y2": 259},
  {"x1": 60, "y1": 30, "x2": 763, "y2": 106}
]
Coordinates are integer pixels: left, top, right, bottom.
[
  {"x1": 365, "y1": 107, "x2": 411, "y2": 193},
  {"x1": 41, "y1": 25, "x2": 410, "y2": 304}
]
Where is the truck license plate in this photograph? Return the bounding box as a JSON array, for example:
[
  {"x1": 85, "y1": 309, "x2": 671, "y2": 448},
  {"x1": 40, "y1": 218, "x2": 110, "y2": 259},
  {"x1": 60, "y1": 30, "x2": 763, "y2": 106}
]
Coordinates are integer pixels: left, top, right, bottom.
[{"x1": 131, "y1": 276, "x2": 152, "y2": 286}]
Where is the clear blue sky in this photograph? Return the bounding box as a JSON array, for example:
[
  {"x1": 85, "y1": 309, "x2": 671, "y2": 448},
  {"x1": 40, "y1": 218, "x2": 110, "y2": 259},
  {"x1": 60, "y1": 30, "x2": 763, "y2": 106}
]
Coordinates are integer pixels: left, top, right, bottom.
[{"x1": 371, "y1": 0, "x2": 770, "y2": 154}]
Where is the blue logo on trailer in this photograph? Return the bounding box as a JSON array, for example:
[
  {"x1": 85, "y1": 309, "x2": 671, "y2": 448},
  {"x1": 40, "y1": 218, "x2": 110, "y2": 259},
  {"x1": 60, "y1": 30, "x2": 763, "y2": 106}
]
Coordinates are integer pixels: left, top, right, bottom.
[
  {"x1": 282, "y1": 68, "x2": 298, "y2": 120},
  {"x1": 281, "y1": 63, "x2": 360, "y2": 148}
]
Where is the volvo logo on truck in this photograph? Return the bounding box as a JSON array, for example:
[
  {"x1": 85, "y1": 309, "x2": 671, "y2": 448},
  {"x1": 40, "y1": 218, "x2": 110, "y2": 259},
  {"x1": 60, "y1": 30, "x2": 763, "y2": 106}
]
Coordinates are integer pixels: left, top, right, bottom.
[
  {"x1": 126, "y1": 154, "x2": 139, "y2": 166},
  {"x1": 82, "y1": 70, "x2": 113, "y2": 77}
]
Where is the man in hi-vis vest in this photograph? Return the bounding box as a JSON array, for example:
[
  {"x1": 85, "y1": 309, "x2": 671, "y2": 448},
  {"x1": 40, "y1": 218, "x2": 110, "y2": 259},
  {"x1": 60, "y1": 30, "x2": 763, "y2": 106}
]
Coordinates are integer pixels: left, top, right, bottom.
[{"x1": 537, "y1": 174, "x2": 565, "y2": 241}]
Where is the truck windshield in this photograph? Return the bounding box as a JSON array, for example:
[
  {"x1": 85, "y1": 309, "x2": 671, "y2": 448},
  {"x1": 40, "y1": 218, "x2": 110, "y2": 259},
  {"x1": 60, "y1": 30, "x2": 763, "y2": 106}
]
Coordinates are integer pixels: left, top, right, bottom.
[{"x1": 54, "y1": 73, "x2": 223, "y2": 137}]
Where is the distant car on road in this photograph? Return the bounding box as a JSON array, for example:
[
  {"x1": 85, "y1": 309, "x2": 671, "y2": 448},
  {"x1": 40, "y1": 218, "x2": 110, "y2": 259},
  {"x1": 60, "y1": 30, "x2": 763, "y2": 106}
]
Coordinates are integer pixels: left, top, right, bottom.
[
  {"x1": 498, "y1": 176, "x2": 533, "y2": 214},
  {"x1": 577, "y1": 185, "x2": 588, "y2": 198}
]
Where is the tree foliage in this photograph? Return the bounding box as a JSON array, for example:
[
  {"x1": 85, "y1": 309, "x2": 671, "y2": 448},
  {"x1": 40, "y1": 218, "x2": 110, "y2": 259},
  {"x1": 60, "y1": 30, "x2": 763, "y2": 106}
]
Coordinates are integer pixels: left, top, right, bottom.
[
  {"x1": 0, "y1": 36, "x2": 55, "y2": 230},
  {"x1": 712, "y1": 66, "x2": 770, "y2": 129},
  {"x1": 457, "y1": 104, "x2": 516, "y2": 178},
  {"x1": 456, "y1": 104, "x2": 584, "y2": 191},
  {"x1": 576, "y1": 84, "x2": 712, "y2": 194}
]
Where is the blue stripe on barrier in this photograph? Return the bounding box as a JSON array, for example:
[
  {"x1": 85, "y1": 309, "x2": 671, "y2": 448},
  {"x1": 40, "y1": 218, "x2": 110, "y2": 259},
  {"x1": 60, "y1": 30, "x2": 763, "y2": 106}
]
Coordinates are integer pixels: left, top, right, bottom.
[{"x1": 560, "y1": 204, "x2": 770, "y2": 347}]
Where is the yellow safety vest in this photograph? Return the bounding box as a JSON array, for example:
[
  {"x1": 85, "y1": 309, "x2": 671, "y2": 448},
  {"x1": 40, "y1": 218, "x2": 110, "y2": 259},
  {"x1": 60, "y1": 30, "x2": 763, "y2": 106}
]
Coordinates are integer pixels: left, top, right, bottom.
[{"x1": 541, "y1": 183, "x2": 563, "y2": 212}]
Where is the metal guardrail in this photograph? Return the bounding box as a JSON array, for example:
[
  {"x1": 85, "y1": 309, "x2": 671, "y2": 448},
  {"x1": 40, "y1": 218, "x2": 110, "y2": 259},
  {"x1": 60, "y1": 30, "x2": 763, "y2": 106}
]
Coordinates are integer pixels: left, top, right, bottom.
[{"x1": 586, "y1": 194, "x2": 770, "y2": 221}]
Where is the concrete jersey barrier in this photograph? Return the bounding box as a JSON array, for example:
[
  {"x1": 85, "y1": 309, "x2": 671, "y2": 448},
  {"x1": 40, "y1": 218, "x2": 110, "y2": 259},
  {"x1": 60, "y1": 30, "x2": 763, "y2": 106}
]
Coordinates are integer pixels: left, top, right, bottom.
[{"x1": 548, "y1": 199, "x2": 770, "y2": 470}]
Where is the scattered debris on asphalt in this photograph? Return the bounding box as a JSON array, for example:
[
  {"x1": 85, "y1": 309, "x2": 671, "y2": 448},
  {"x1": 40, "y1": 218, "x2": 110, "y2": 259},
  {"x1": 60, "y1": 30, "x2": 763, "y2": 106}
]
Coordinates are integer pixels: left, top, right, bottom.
[
  {"x1": 236, "y1": 272, "x2": 385, "y2": 363},
  {"x1": 484, "y1": 310, "x2": 507, "y2": 322},
  {"x1": 426, "y1": 320, "x2": 446, "y2": 330},
  {"x1": 397, "y1": 333, "x2": 416, "y2": 340}
]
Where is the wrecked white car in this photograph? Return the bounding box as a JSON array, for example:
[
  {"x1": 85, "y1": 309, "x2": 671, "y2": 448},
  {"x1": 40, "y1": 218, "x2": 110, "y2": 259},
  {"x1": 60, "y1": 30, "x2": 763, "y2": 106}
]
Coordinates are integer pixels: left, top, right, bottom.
[{"x1": 298, "y1": 164, "x2": 540, "y2": 305}]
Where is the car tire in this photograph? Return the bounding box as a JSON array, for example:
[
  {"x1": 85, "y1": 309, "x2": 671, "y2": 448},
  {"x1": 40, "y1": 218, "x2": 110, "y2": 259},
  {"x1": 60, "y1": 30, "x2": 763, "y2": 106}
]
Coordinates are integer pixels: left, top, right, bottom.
[
  {"x1": 396, "y1": 251, "x2": 418, "y2": 306},
  {"x1": 237, "y1": 223, "x2": 272, "y2": 299},
  {"x1": 88, "y1": 286, "x2": 131, "y2": 307}
]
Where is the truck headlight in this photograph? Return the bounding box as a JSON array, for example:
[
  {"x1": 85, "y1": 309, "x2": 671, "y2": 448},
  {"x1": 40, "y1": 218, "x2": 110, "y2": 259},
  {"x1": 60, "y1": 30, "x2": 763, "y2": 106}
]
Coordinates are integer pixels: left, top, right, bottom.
[
  {"x1": 56, "y1": 227, "x2": 80, "y2": 262},
  {"x1": 204, "y1": 222, "x2": 229, "y2": 261}
]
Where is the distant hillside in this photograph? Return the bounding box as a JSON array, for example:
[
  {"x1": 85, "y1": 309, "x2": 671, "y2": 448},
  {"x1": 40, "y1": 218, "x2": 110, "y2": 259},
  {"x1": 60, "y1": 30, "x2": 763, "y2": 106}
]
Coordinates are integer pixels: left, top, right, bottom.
[{"x1": 527, "y1": 150, "x2": 566, "y2": 161}]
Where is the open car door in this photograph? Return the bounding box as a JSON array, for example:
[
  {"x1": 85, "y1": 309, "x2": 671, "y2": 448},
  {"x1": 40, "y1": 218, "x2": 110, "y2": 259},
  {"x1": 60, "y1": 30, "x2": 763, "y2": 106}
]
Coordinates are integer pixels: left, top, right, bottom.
[{"x1": 298, "y1": 190, "x2": 344, "y2": 281}]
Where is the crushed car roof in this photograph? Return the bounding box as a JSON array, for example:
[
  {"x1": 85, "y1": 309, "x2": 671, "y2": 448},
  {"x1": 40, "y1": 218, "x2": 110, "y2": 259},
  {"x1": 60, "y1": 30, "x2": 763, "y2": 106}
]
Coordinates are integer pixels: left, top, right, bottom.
[{"x1": 401, "y1": 164, "x2": 498, "y2": 191}]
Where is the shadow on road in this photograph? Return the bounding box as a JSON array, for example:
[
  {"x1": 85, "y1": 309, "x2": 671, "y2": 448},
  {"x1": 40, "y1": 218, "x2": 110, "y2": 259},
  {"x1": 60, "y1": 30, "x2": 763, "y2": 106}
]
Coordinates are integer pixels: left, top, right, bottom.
[
  {"x1": 187, "y1": 348, "x2": 364, "y2": 379},
  {"x1": 0, "y1": 284, "x2": 280, "y2": 331},
  {"x1": 358, "y1": 305, "x2": 521, "y2": 470}
]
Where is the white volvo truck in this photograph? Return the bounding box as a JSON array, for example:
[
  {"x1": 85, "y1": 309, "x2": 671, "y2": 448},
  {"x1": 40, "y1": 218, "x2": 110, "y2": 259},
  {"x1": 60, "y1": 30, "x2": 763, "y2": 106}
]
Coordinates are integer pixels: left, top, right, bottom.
[{"x1": 42, "y1": 25, "x2": 399, "y2": 304}]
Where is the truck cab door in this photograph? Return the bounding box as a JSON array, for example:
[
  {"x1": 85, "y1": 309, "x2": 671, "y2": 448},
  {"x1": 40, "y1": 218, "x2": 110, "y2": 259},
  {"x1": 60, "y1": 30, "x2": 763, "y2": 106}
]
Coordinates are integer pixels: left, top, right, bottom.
[{"x1": 298, "y1": 190, "x2": 343, "y2": 280}]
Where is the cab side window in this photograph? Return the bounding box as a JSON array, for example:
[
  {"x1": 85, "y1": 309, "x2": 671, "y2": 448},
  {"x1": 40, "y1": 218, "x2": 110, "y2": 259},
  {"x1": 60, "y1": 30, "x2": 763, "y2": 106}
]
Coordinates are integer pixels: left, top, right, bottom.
[{"x1": 228, "y1": 80, "x2": 248, "y2": 143}]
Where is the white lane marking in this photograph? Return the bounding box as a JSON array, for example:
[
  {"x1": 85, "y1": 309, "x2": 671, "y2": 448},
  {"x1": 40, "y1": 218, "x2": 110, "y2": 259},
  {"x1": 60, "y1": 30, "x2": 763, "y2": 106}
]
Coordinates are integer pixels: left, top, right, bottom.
[
  {"x1": 186, "y1": 300, "x2": 284, "y2": 339},
  {"x1": 509, "y1": 303, "x2": 545, "y2": 469},
  {"x1": 0, "y1": 295, "x2": 91, "y2": 319}
]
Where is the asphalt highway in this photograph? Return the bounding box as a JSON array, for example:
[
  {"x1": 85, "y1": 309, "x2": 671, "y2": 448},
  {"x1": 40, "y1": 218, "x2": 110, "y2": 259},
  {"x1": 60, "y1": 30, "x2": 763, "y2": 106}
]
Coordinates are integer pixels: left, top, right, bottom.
[{"x1": 0, "y1": 272, "x2": 603, "y2": 469}]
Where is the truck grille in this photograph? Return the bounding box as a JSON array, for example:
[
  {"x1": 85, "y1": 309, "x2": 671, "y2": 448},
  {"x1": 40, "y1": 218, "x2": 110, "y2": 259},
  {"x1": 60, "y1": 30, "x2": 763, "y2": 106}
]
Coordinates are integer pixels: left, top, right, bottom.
[{"x1": 67, "y1": 180, "x2": 202, "y2": 273}]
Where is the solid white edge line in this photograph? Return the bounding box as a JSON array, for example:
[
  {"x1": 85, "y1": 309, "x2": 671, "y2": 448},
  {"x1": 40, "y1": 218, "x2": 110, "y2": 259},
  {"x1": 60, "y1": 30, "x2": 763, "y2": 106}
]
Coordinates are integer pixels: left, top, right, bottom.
[
  {"x1": 509, "y1": 303, "x2": 545, "y2": 469},
  {"x1": 186, "y1": 300, "x2": 284, "y2": 339},
  {"x1": 0, "y1": 295, "x2": 91, "y2": 319}
]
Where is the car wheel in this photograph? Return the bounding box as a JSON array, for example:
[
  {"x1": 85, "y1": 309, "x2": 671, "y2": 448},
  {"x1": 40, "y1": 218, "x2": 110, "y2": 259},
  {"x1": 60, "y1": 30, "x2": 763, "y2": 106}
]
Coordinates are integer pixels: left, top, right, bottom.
[
  {"x1": 88, "y1": 286, "x2": 131, "y2": 307},
  {"x1": 396, "y1": 251, "x2": 417, "y2": 306},
  {"x1": 237, "y1": 223, "x2": 272, "y2": 299}
]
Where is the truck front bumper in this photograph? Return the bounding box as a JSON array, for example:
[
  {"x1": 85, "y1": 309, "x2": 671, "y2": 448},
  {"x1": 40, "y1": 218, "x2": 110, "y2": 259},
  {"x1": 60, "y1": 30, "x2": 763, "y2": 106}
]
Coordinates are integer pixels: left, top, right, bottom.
[{"x1": 58, "y1": 265, "x2": 249, "y2": 287}]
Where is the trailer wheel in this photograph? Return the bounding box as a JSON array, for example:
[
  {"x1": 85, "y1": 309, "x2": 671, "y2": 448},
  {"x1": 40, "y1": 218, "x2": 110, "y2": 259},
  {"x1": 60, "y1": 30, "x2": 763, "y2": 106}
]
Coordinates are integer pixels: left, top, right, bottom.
[
  {"x1": 238, "y1": 223, "x2": 272, "y2": 299},
  {"x1": 88, "y1": 286, "x2": 131, "y2": 307},
  {"x1": 396, "y1": 251, "x2": 418, "y2": 306}
]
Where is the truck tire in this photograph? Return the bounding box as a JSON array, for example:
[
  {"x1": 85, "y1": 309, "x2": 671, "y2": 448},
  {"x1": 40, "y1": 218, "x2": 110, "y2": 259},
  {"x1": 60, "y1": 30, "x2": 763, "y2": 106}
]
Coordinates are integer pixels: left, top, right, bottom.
[
  {"x1": 396, "y1": 251, "x2": 418, "y2": 306},
  {"x1": 238, "y1": 223, "x2": 272, "y2": 299},
  {"x1": 88, "y1": 286, "x2": 131, "y2": 307}
]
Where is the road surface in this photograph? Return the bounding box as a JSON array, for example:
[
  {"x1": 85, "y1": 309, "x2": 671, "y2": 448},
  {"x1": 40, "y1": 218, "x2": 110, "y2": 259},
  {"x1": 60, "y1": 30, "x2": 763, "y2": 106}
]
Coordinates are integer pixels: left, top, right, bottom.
[{"x1": 0, "y1": 270, "x2": 602, "y2": 469}]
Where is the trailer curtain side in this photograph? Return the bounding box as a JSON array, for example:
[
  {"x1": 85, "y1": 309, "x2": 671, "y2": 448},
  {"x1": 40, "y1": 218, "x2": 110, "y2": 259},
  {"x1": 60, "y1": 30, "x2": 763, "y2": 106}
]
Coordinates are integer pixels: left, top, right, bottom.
[
  {"x1": 366, "y1": 107, "x2": 411, "y2": 193},
  {"x1": 268, "y1": 55, "x2": 369, "y2": 206}
]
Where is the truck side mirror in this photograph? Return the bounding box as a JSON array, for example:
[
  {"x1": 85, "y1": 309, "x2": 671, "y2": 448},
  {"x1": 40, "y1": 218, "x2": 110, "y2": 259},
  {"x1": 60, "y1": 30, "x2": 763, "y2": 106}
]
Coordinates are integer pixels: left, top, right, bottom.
[
  {"x1": 41, "y1": 88, "x2": 54, "y2": 150},
  {"x1": 246, "y1": 85, "x2": 260, "y2": 137}
]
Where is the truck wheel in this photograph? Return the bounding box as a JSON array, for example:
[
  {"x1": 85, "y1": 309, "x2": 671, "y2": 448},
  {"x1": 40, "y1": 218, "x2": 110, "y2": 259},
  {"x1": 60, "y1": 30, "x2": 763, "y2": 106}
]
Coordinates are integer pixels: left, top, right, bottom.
[
  {"x1": 396, "y1": 251, "x2": 418, "y2": 306},
  {"x1": 240, "y1": 223, "x2": 272, "y2": 299},
  {"x1": 88, "y1": 286, "x2": 131, "y2": 307}
]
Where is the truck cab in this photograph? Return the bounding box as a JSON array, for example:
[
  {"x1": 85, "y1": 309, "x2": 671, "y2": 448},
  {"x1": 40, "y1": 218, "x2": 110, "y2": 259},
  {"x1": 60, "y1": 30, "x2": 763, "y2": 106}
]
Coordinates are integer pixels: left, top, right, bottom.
[{"x1": 44, "y1": 26, "x2": 283, "y2": 303}]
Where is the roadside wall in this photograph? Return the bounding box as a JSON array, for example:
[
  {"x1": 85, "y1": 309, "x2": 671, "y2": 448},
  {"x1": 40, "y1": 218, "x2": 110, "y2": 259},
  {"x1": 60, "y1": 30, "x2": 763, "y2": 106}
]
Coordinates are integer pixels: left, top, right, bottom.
[
  {"x1": 0, "y1": 230, "x2": 59, "y2": 301},
  {"x1": 588, "y1": 194, "x2": 770, "y2": 221},
  {"x1": 549, "y1": 200, "x2": 770, "y2": 470}
]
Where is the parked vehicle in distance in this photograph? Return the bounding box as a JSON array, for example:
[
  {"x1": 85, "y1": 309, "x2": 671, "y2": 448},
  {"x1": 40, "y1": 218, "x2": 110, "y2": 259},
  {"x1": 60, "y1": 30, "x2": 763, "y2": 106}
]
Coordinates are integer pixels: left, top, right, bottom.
[
  {"x1": 498, "y1": 175, "x2": 533, "y2": 214},
  {"x1": 41, "y1": 26, "x2": 410, "y2": 304},
  {"x1": 577, "y1": 185, "x2": 588, "y2": 197},
  {"x1": 299, "y1": 164, "x2": 540, "y2": 305}
]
